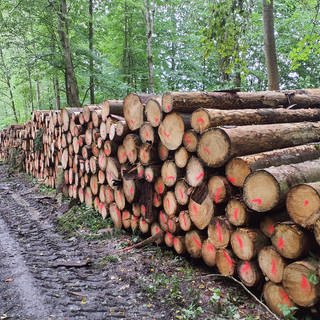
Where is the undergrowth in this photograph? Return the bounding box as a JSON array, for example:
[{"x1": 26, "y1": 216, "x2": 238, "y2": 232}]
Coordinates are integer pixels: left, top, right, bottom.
[{"x1": 57, "y1": 204, "x2": 114, "y2": 238}]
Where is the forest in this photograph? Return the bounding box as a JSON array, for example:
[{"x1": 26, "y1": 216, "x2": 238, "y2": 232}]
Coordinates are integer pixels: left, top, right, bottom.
[{"x1": 0, "y1": 0, "x2": 319, "y2": 128}]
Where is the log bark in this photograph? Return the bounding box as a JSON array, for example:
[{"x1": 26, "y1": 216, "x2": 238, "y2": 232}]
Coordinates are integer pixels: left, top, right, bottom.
[
  {"x1": 286, "y1": 182, "x2": 320, "y2": 228},
  {"x1": 226, "y1": 143, "x2": 320, "y2": 187},
  {"x1": 198, "y1": 122, "x2": 320, "y2": 168},
  {"x1": 162, "y1": 89, "x2": 320, "y2": 113},
  {"x1": 191, "y1": 107, "x2": 320, "y2": 133},
  {"x1": 243, "y1": 158, "x2": 320, "y2": 212}
]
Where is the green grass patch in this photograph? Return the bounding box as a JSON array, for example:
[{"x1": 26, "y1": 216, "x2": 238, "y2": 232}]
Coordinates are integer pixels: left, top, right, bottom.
[{"x1": 57, "y1": 204, "x2": 113, "y2": 238}]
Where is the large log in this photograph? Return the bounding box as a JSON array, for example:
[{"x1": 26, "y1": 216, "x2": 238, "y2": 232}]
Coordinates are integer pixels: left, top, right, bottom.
[
  {"x1": 243, "y1": 159, "x2": 320, "y2": 212},
  {"x1": 162, "y1": 89, "x2": 320, "y2": 113},
  {"x1": 226, "y1": 143, "x2": 320, "y2": 187},
  {"x1": 191, "y1": 107, "x2": 320, "y2": 133},
  {"x1": 198, "y1": 121, "x2": 320, "y2": 168},
  {"x1": 286, "y1": 182, "x2": 320, "y2": 228}
]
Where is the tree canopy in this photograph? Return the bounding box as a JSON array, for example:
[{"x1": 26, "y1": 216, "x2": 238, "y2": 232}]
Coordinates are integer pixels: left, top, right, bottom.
[{"x1": 0, "y1": 0, "x2": 319, "y2": 127}]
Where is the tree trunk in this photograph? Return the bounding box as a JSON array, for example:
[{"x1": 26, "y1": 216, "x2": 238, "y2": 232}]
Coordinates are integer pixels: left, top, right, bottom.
[
  {"x1": 57, "y1": 0, "x2": 81, "y2": 108},
  {"x1": 36, "y1": 79, "x2": 41, "y2": 108},
  {"x1": 226, "y1": 142, "x2": 320, "y2": 187},
  {"x1": 144, "y1": 0, "x2": 155, "y2": 93},
  {"x1": 0, "y1": 49, "x2": 18, "y2": 122},
  {"x1": 263, "y1": 0, "x2": 280, "y2": 90},
  {"x1": 89, "y1": 0, "x2": 94, "y2": 104},
  {"x1": 191, "y1": 107, "x2": 320, "y2": 133},
  {"x1": 53, "y1": 77, "x2": 61, "y2": 110},
  {"x1": 198, "y1": 121, "x2": 320, "y2": 168},
  {"x1": 243, "y1": 158, "x2": 320, "y2": 212},
  {"x1": 27, "y1": 66, "x2": 34, "y2": 111}
]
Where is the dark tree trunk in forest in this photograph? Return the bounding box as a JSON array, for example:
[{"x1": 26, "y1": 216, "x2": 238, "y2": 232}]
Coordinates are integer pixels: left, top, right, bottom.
[
  {"x1": 89, "y1": 0, "x2": 94, "y2": 104},
  {"x1": 263, "y1": 0, "x2": 280, "y2": 90},
  {"x1": 144, "y1": 0, "x2": 155, "y2": 93},
  {"x1": 53, "y1": 77, "x2": 61, "y2": 109},
  {"x1": 57, "y1": 0, "x2": 81, "y2": 108},
  {"x1": 0, "y1": 49, "x2": 18, "y2": 122},
  {"x1": 36, "y1": 79, "x2": 41, "y2": 108},
  {"x1": 27, "y1": 66, "x2": 34, "y2": 111}
]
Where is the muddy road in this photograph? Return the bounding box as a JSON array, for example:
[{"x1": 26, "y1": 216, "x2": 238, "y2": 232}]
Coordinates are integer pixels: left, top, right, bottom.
[{"x1": 0, "y1": 165, "x2": 273, "y2": 320}]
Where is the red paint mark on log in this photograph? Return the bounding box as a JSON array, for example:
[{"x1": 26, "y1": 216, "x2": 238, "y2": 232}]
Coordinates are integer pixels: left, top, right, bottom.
[
  {"x1": 277, "y1": 237, "x2": 284, "y2": 250},
  {"x1": 130, "y1": 186, "x2": 134, "y2": 195},
  {"x1": 166, "y1": 175, "x2": 175, "y2": 182},
  {"x1": 279, "y1": 289, "x2": 290, "y2": 303},
  {"x1": 223, "y1": 251, "x2": 233, "y2": 267},
  {"x1": 192, "y1": 203, "x2": 198, "y2": 216},
  {"x1": 167, "y1": 233, "x2": 173, "y2": 240},
  {"x1": 193, "y1": 236, "x2": 202, "y2": 249},
  {"x1": 160, "y1": 212, "x2": 166, "y2": 223},
  {"x1": 184, "y1": 135, "x2": 191, "y2": 144},
  {"x1": 154, "y1": 117, "x2": 159, "y2": 123},
  {"x1": 271, "y1": 259, "x2": 277, "y2": 275},
  {"x1": 267, "y1": 224, "x2": 275, "y2": 235},
  {"x1": 207, "y1": 243, "x2": 215, "y2": 253},
  {"x1": 241, "y1": 261, "x2": 251, "y2": 273},
  {"x1": 145, "y1": 130, "x2": 150, "y2": 138},
  {"x1": 236, "y1": 235, "x2": 243, "y2": 250},
  {"x1": 163, "y1": 130, "x2": 170, "y2": 138},
  {"x1": 216, "y1": 221, "x2": 223, "y2": 243},
  {"x1": 301, "y1": 275, "x2": 311, "y2": 291},
  {"x1": 233, "y1": 208, "x2": 239, "y2": 220},
  {"x1": 168, "y1": 220, "x2": 173, "y2": 229},
  {"x1": 304, "y1": 199, "x2": 309, "y2": 206},
  {"x1": 197, "y1": 117, "x2": 204, "y2": 124},
  {"x1": 141, "y1": 205, "x2": 146, "y2": 214},
  {"x1": 196, "y1": 171, "x2": 204, "y2": 181},
  {"x1": 182, "y1": 213, "x2": 187, "y2": 228},
  {"x1": 203, "y1": 146, "x2": 210, "y2": 155},
  {"x1": 155, "y1": 227, "x2": 159, "y2": 233},
  {"x1": 251, "y1": 198, "x2": 262, "y2": 205},
  {"x1": 227, "y1": 176, "x2": 235, "y2": 184},
  {"x1": 214, "y1": 187, "x2": 222, "y2": 203},
  {"x1": 166, "y1": 104, "x2": 171, "y2": 111},
  {"x1": 158, "y1": 183, "x2": 164, "y2": 194},
  {"x1": 166, "y1": 198, "x2": 171, "y2": 210},
  {"x1": 179, "y1": 188, "x2": 184, "y2": 200},
  {"x1": 173, "y1": 237, "x2": 178, "y2": 246}
]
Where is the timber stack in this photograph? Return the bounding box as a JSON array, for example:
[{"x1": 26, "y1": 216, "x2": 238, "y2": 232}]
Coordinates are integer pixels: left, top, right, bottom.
[{"x1": 0, "y1": 89, "x2": 320, "y2": 319}]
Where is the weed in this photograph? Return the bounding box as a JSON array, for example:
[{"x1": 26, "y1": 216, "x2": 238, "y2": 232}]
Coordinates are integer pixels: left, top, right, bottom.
[
  {"x1": 57, "y1": 204, "x2": 113, "y2": 238},
  {"x1": 307, "y1": 271, "x2": 319, "y2": 285},
  {"x1": 279, "y1": 305, "x2": 298, "y2": 320},
  {"x1": 99, "y1": 254, "x2": 119, "y2": 266},
  {"x1": 179, "y1": 302, "x2": 204, "y2": 320}
]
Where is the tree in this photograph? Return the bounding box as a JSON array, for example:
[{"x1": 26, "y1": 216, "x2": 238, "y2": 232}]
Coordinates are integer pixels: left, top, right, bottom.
[
  {"x1": 89, "y1": 0, "x2": 94, "y2": 103},
  {"x1": 56, "y1": 0, "x2": 81, "y2": 107},
  {"x1": 144, "y1": 0, "x2": 155, "y2": 93},
  {"x1": 262, "y1": 0, "x2": 280, "y2": 90}
]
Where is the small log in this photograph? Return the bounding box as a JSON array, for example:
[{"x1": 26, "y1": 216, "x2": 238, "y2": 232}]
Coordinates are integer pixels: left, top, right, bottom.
[
  {"x1": 173, "y1": 236, "x2": 186, "y2": 255},
  {"x1": 145, "y1": 97, "x2": 162, "y2": 127},
  {"x1": 164, "y1": 232, "x2": 174, "y2": 247},
  {"x1": 208, "y1": 216, "x2": 233, "y2": 249},
  {"x1": 139, "y1": 143, "x2": 157, "y2": 165},
  {"x1": 158, "y1": 112, "x2": 185, "y2": 150},
  {"x1": 225, "y1": 198, "x2": 253, "y2": 227},
  {"x1": 263, "y1": 282, "x2": 296, "y2": 317},
  {"x1": 174, "y1": 146, "x2": 189, "y2": 168},
  {"x1": 139, "y1": 122, "x2": 155, "y2": 144},
  {"x1": 237, "y1": 260, "x2": 262, "y2": 288},
  {"x1": 123, "y1": 178, "x2": 136, "y2": 203},
  {"x1": 158, "y1": 142, "x2": 169, "y2": 161},
  {"x1": 230, "y1": 228, "x2": 269, "y2": 260},
  {"x1": 158, "y1": 210, "x2": 168, "y2": 232},
  {"x1": 123, "y1": 134, "x2": 140, "y2": 164},
  {"x1": 286, "y1": 182, "x2": 320, "y2": 228},
  {"x1": 201, "y1": 239, "x2": 216, "y2": 267},
  {"x1": 122, "y1": 210, "x2": 131, "y2": 229},
  {"x1": 208, "y1": 176, "x2": 232, "y2": 205},
  {"x1": 178, "y1": 210, "x2": 192, "y2": 232},
  {"x1": 198, "y1": 122, "x2": 320, "y2": 168},
  {"x1": 174, "y1": 179, "x2": 191, "y2": 206},
  {"x1": 114, "y1": 188, "x2": 126, "y2": 210},
  {"x1": 259, "y1": 211, "x2": 289, "y2": 238},
  {"x1": 154, "y1": 177, "x2": 166, "y2": 195},
  {"x1": 153, "y1": 192, "x2": 162, "y2": 208},
  {"x1": 90, "y1": 175, "x2": 99, "y2": 195},
  {"x1": 258, "y1": 246, "x2": 286, "y2": 283},
  {"x1": 144, "y1": 165, "x2": 161, "y2": 183},
  {"x1": 225, "y1": 143, "x2": 320, "y2": 187},
  {"x1": 104, "y1": 186, "x2": 114, "y2": 204},
  {"x1": 185, "y1": 230, "x2": 204, "y2": 258},
  {"x1": 188, "y1": 195, "x2": 214, "y2": 230},
  {"x1": 216, "y1": 248, "x2": 236, "y2": 276},
  {"x1": 130, "y1": 215, "x2": 139, "y2": 232},
  {"x1": 243, "y1": 159, "x2": 320, "y2": 212},
  {"x1": 117, "y1": 144, "x2": 128, "y2": 164},
  {"x1": 271, "y1": 222, "x2": 310, "y2": 259},
  {"x1": 283, "y1": 260, "x2": 320, "y2": 307},
  {"x1": 150, "y1": 222, "x2": 164, "y2": 244},
  {"x1": 139, "y1": 218, "x2": 150, "y2": 234},
  {"x1": 161, "y1": 160, "x2": 180, "y2": 187},
  {"x1": 109, "y1": 203, "x2": 122, "y2": 229},
  {"x1": 123, "y1": 93, "x2": 152, "y2": 131},
  {"x1": 163, "y1": 191, "x2": 178, "y2": 217},
  {"x1": 182, "y1": 130, "x2": 198, "y2": 153},
  {"x1": 185, "y1": 156, "x2": 205, "y2": 187}
]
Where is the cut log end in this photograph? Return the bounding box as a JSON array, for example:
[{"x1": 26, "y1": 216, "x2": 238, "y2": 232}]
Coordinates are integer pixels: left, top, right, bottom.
[
  {"x1": 197, "y1": 128, "x2": 230, "y2": 168},
  {"x1": 123, "y1": 93, "x2": 145, "y2": 131},
  {"x1": 243, "y1": 170, "x2": 280, "y2": 212},
  {"x1": 191, "y1": 108, "x2": 210, "y2": 133},
  {"x1": 201, "y1": 239, "x2": 216, "y2": 267},
  {"x1": 225, "y1": 158, "x2": 251, "y2": 187}
]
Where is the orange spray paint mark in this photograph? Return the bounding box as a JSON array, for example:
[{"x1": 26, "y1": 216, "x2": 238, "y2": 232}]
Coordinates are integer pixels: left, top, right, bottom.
[
  {"x1": 207, "y1": 243, "x2": 215, "y2": 253},
  {"x1": 196, "y1": 172, "x2": 204, "y2": 181},
  {"x1": 251, "y1": 198, "x2": 262, "y2": 205},
  {"x1": 193, "y1": 236, "x2": 202, "y2": 249},
  {"x1": 301, "y1": 275, "x2": 311, "y2": 291},
  {"x1": 216, "y1": 221, "x2": 223, "y2": 243},
  {"x1": 241, "y1": 261, "x2": 251, "y2": 273},
  {"x1": 277, "y1": 237, "x2": 284, "y2": 250},
  {"x1": 279, "y1": 289, "x2": 290, "y2": 303},
  {"x1": 223, "y1": 251, "x2": 233, "y2": 267},
  {"x1": 267, "y1": 224, "x2": 275, "y2": 235},
  {"x1": 271, "y1": 259, "x2": 277, "y2": 275},
  {"x1": 233, "y1": 208, "x2": 239, "y2": 220},
  {"x1": 236, "y1": 235, "x2": 243, "y2": 250},
  {"x1": 227, "y1": 176, "x2": 236, "y2": 184},
  {"x1": 304, "y1": 199, "x2": 309, "y2": 206},
  {"x1": 214, "y1": 187, "x2": 222, "y2": 203},
  {"x1": 203, "y1": 146, "x2": 210, "y2": 155},
  {"x1": 197, "y1": 117, "x2": 205, "y2": 124}
]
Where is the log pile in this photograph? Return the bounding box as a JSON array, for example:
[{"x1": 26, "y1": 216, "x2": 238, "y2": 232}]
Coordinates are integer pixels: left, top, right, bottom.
[{"x1": 0, "y1": 89, "x2": 320, "y2": 319}]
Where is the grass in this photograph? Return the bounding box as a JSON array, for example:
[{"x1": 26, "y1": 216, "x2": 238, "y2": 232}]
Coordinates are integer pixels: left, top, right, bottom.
[{"x1": 57, "y1": 204, "x2": 114, "y2": 238}]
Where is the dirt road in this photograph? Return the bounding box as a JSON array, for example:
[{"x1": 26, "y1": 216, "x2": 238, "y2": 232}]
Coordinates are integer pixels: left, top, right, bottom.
[{"x1": 0, "y1": 165, "x2": 273, "y2": 320}]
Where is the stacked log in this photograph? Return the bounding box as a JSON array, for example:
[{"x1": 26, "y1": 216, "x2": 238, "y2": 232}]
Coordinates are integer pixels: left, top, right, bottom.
[{"x1": 0, "y1": 89, "x2": 320, "y2": 319}]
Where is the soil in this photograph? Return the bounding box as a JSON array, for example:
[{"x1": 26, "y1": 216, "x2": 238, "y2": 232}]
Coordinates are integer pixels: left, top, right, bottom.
[{"x1": 0, "y1": 164, "x2": 275, "y2": 320}]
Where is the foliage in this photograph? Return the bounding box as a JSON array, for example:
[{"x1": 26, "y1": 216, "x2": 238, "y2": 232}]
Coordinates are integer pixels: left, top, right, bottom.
[
  {"x1": 57, "y1": 203, "x2": 113, "y2": 237},
  {"x1": 279, "y1": 304, "x2": 298, "y2": 320},
  {"x1": 0, "y1": 0, "x2": 320, "y2": 127}
]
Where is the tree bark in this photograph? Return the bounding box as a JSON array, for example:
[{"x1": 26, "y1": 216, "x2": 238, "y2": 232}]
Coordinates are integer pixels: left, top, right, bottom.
[
  {"x1": 89, "y1": 0, "x2": 94, "y2": 104},
  {"x1": 144, "y1": 0, "x2": 155, "y2": 93},
  {"x1": 57, "y1": 0, "x2": 81, "y2": 108},
  {"x1": 263, "y1": 0, "x2": 280, "y2": 90}
]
